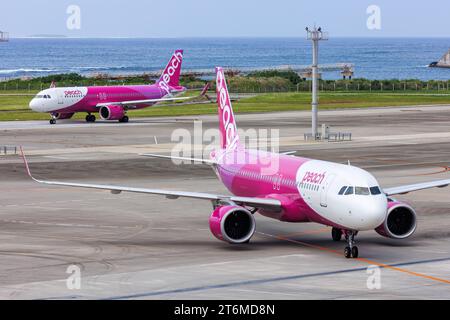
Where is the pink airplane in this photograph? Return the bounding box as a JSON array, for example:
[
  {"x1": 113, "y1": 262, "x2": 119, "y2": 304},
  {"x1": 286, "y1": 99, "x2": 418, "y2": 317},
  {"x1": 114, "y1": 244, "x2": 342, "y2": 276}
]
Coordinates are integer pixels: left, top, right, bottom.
[
  {"x1": 21, "y1": 67, "x2": 450, "y2": 258},
  {"x1": 29, "y1": 50, "x2": 197, "y2": 124}
]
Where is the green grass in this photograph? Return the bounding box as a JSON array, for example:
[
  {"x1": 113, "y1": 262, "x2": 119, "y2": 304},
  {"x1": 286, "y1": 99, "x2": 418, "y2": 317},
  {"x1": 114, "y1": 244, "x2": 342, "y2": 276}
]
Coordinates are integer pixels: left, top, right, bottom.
[{"x1": 1, "y1": 90, "x2": 450, "y2": 121}]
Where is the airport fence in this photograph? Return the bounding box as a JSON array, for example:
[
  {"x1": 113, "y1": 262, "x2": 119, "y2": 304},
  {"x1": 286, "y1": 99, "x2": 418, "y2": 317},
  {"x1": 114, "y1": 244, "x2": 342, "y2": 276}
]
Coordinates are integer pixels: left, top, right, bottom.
[
  {"x1": 226, "y1": 80, "x2": 450, "y2": 94},
  {"x1": 0, "y1": 146, "x2": 17, "y2": 156},
  {"x1": 1, "y1": 78, "x2": 450, "y2": 94}
]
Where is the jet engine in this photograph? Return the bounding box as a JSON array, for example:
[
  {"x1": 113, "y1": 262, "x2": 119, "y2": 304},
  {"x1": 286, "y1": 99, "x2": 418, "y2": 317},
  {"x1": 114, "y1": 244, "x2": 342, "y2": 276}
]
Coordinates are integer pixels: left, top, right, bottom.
[
  {"x1": 209, "y1": 205, "x2": 256, "y2": 244},
  {"x1": 375, "y1": 201, "x2": 417, "y2": 239},
  {"x1": 99, "y1": 105, "x2": 125, "y2": 121},
  {"x1": 53, "y1": 112, "x2": 75, "y2": 120}
]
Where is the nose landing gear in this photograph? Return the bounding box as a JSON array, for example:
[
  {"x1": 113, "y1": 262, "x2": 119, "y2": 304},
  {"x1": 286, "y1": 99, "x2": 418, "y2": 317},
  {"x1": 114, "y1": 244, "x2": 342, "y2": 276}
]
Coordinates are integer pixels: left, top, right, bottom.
[
  {"x1": 49, "y1": 114, "x2": 56, "y2": 125},
  {"x1": 344, "y1": 231, "x2": 358, "y2": 259}
]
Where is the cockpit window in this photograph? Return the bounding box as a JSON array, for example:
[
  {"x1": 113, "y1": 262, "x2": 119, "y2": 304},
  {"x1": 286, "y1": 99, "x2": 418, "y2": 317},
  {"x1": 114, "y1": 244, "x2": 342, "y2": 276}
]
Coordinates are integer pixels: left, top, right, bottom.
[
  {"x1": 35, "y1": 94, "x2": 51, "y2": 99},
  {"x1": 344, "y1": 186, "x2": 354, "y2": 195},
  {"x1": 338, "y1": 186, "x2": 347, "y2": 195},
  {"x1": 355, "y1": 187, "x2": 370, "y2": 195},
  {"x1": 370, "y1": 186, "x2": 382, "y2": 195}
]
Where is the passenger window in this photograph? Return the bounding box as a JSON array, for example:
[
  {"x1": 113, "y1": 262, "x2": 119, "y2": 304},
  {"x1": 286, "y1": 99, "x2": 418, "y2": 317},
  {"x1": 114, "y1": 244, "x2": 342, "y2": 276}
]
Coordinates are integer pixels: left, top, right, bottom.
[
  {"x1": 355, "y1": 187, "x2": 370, "y2": 195},
  {"x1": 370, "y1": 186, "x2": 382, "y2": 195},
  {"x1": 345, "y1": 187, "x2": 354, "y2": 195},
  {"x1": 338, "y1": 186, "x2": 347, "y2": 195}
]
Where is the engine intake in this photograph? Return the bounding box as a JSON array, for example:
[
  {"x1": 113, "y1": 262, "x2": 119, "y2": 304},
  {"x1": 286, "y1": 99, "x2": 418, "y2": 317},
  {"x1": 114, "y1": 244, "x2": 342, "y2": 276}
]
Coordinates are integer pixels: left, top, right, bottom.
[
  {"x1": 209, "y1": 205, "x2": 256, "y2": 244},
  {"x1": 375, "y1": 201, "x2": 417, "y2": 239},
  {"x1": 99, "y1": 105, "x2": 125, "y2": 121}
]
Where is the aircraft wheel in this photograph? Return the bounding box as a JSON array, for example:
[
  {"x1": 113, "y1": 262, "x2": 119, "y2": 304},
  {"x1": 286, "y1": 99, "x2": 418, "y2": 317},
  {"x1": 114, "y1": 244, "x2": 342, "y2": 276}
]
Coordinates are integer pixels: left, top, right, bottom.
[
  {"x1": 351, "y1": 246, "x2": 359, "y2": 258},
  {"x1": 331, "y1": 227, "x2": 342, "y2": 241},
  {"x1": 86, "y1": 115, "x2": 96, "y2": 122},
  {"x1": 344, "y1": 246, "x2": 351, "y2": 259},
  {"x1": 49, "y1": 119, "x2": 56, "y2": 125},
  {"x1": 119, "y1": 116, "x2": 129, "y2": 123}
]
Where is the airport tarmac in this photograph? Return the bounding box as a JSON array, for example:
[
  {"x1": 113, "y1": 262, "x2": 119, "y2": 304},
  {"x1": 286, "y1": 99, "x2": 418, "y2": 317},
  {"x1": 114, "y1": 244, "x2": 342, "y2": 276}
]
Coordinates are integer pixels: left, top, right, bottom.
[{"x1": 0, "y1": 105, "x2": 449, "y2": 299}]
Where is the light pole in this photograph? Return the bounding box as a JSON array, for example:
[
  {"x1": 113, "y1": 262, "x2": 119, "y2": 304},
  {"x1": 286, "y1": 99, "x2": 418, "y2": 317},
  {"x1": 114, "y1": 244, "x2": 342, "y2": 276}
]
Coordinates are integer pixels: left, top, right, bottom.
[{"x1": 306, "y1": 26, "x2": 328, "y2": 139}]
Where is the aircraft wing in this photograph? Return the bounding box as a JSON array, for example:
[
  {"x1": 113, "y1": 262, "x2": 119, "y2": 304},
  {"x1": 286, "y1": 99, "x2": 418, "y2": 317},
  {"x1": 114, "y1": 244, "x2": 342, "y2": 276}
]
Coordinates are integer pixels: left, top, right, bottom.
[
  {"x1": 140, "y1": 153, "x2": 216, "y2": 165},
  {"x1": 19, "y1": 148, "x2": 281, "y2": 212},
  {"x1": 96, "y1": 96, "x2": 193, "y2": 108},
  {"x1": 383, "y1": 179, "x2": 450, "y2": 196},
  {"x1": 96, "y1": 84, "x2": 210, "y2": 108}
]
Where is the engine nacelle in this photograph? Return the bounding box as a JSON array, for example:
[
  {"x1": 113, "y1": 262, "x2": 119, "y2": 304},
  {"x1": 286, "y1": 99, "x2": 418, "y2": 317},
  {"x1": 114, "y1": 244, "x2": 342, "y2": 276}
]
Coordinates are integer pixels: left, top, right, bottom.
[
  {"x1": 375, "y1": 201, "x2": 417, "y2": 239},
  {"x1": 209, "y1": 205, "x2": 256, "y2": 244},
  {"x1": 53, "y1": 112, "x2": 75, "y2": 120},
  {"x1": 99, "y1": 105, "x2": 125, "y2": 121}
]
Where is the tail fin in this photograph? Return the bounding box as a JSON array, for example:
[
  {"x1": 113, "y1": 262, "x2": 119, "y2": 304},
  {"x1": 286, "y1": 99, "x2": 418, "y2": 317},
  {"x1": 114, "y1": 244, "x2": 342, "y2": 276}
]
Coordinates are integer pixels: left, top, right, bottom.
[
  {"x1": 216, "y1": 67, "x2": 240, "y2": 151},
  {"x1": 158, "y1": 49, "x2": 183, "y2": 94}
]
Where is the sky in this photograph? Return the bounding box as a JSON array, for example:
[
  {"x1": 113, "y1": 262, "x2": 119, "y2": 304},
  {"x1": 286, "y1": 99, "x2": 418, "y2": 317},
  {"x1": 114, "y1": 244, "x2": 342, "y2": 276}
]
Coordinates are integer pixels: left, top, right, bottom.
[{"x1": 1, "y1": 0, "x2": 450, "y2": 38}]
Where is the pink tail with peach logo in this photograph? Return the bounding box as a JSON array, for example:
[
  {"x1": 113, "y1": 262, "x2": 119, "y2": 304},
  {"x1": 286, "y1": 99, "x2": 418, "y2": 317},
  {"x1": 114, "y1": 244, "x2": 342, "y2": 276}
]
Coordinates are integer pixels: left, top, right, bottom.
[
  {"x1": 216, "y1": 67, "x2": 240, "y2": 151},
  {"x1": 158, "y1": 49, "x2": 184, "y2": 94}
]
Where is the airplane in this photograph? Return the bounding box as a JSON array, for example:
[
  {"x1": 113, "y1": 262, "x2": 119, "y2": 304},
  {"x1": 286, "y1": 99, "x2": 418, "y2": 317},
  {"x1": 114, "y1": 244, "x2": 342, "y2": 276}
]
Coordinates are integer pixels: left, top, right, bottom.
[
  {"x1": 29, "y1": 50, "x2": 201, "y2": 124},
  {"x1": 20, "y1": 67, "x2": 450, "y2": 258}
]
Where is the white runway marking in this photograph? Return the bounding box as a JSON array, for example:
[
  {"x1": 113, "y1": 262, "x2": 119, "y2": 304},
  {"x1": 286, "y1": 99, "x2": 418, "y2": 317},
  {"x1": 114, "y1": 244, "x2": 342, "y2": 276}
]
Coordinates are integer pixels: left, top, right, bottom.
[
  {"x1": 0, "y1": 219, "x2": 139, "y2": 229},
  {"x1": 43, "y1": 156, "x2": 71, "y2": 160}
]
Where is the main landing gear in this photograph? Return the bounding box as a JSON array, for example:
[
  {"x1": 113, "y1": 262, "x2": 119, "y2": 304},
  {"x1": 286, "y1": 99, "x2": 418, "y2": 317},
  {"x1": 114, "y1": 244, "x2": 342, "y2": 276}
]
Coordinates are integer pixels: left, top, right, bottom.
[
  {"x1": 332, "y1": 228, "x2": 359, "y2": 258},
  {"x1": 119, "y1": 116, "x2": 129, "y2": 123},
  {"x1": 86, "y1": 114, "x2": 96, "y2": 123}
]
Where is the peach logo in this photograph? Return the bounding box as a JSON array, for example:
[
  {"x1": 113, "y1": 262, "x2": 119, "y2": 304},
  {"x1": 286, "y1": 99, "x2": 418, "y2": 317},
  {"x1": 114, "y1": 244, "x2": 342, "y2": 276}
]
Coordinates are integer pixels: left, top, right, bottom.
[
  {"x1": 64, "y1": 90, "x2": 82, "y2": 97},
  {"x1": 217, "y1": 69, "x2": 239, "y2": 150},
  {"x1": 301, "y1": 171, "x2": 326, "y2": 184},
  {"x1": 159, "y1": 52, "x2": 183, "y2": 94}
]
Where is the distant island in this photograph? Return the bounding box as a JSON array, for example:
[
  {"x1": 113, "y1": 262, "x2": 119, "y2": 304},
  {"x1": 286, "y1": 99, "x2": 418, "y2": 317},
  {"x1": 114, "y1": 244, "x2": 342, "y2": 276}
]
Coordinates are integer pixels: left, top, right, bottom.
[
  {"x1": 27, "y1": 34, "x2": 68, "y2": 38},
  {"x1": 429, "y1": 49, "x2": 450, "y2": 68}
]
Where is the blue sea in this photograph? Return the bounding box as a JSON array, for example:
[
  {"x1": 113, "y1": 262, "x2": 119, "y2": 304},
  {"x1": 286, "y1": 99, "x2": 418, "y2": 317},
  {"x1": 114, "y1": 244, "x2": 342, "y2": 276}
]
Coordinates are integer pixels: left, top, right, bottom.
[{"x1": 0, "y1": 38, "x2": 449, "y2": 80}]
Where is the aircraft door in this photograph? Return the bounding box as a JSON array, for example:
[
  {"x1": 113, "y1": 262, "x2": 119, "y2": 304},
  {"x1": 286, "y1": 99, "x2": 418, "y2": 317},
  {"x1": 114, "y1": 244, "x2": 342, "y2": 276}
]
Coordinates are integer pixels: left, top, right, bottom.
[
  {"x1": 320, "y1": 174, "x2": 336, "y2": 207},
  {"x1": 57, "y1": 90, "x2": 64, "y2": 104}
]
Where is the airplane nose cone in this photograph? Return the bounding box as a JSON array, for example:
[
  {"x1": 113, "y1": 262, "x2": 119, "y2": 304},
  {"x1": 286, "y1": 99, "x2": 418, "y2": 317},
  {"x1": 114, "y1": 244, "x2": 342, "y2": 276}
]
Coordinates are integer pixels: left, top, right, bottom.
[
  {"x1": 363, "y1": 197, "x2": 387, "y2": 229},
  {"x1": 29, "y1": 99, "x2": 38, "y2": 111},
  {"x1": 347, "y1": 196, "x2": 387, "y2": 231}
]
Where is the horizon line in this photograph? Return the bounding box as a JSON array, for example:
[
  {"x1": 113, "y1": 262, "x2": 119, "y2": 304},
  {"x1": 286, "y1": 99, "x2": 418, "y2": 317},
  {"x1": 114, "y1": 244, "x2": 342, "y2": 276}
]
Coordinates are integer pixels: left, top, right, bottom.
[{"x1": 10, "y1": 35, "x2": 450, "y2": 40}]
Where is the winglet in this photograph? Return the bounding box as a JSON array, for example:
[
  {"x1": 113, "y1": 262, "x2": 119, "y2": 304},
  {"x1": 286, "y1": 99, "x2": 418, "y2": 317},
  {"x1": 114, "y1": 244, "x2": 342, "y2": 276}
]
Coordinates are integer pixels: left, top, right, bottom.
[
  {"x1": 200, "y1": 83, "x2": 210, "y2": 97},
  {"x1": 19, "y1": 146, "x2": 33, "y2": 180}
]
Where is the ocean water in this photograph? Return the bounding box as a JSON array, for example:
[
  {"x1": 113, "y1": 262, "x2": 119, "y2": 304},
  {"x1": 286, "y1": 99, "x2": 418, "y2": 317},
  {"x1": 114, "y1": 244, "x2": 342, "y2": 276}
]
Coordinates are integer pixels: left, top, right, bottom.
[{"x1": 0, "y1": 38, "x2": 449, "y2": 80}]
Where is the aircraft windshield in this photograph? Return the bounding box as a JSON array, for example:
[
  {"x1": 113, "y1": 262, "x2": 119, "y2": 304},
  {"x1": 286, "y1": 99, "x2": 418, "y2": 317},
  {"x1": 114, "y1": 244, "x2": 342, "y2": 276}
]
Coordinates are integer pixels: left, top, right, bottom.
[
  {"x1": 344, "y1": 187, "x2": 354, "y2": 195},
  {"x1": 370, "y1": 186, "x2": 382, "y2": 195},
  {"x1": 35, "y1": 94, "x2": 51, "y2": 99},
  {"x1": 339, "y1": 186, "x2": 382, "y2": 196},
  {"x1": 355, "y1": 187, "x2": 370, "y2": 195}
]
